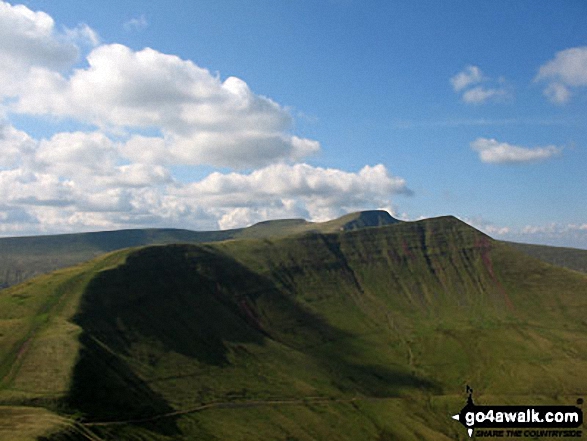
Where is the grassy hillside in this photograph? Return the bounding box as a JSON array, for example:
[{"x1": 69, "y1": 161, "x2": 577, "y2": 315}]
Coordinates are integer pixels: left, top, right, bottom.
[
  {"x1": 0, "y1": 210, "x2": 398, "y2": 289},
  {"x1": 505, "y1": 241, "x2": 587, "y2": 274},
  {"x1": 0, "y1": 217, "x2": 585, "y2": 440}
]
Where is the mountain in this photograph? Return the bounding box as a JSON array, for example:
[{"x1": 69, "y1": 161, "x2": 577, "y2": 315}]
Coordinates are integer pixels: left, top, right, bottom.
[
  {"x1": 238, "y1": 210, "x2": 399, "y2": 238},
  {"x1": 0, "y1": 210, "x2": 399, "y2": 289},
  {"x1": 0, "y1": 216, "x2": 585, "y2": 440}
]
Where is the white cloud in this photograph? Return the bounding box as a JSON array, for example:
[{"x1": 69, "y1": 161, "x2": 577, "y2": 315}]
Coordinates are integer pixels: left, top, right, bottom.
[
  {"x1": 35, "y1": 131, "x2": 118, "y2": 177},
  {"x1": 178, "y1": 163, "x2": 409, "y2": 202},
  {"x1": 174, "y1": 163, "x2": 411, "y2": 229},
  {"x1": 101, "y1": 164, "x2": 172, "y2": 188},
  {"x1": 0, "y1": 1, "x2": 78, "y2": 70},
  {"x1": 0, "y1": 3, "x2": 410, "y2": 236},
  {"x1": 450, "y1": 65, "x2": 483, "y2": 92},
  {"x1": 77, "y1": 188, "x2": 133, "y2": 213},
  {"x1": 0, "y1": 125, "x2": 410, "y2": 233},
  {"x1": 64, "y1": 23, "x2": 100, "y2": 48},
  {"x1": 470, "y1": 138, "x2": 562, "y2": 164},
  {"x1": 484, "y1": 225, "x2": 511, "y2": 235},
  {"x1": 0, "y1": 160, "x2": 408, "y2": 233},
  {"x1": 0, "y1": 1, "x2": 99, "y2": 99},
  {"x1": 120, "y1": 135, "x2": 168, "y2": 164},
  {"x1": 0, "y1": 122, "x2": 36, "y2": 168},
  {"x1": 536, "y1": 46, "x2": 587, "y2": 103},
  {"x1": 459, "y1": 216, "x2": 511, "y2": 237},
  {"x1": 124, "y1": 15, "x2": 148, "y2": 32},
  {"x1": 458, "y1": 216, "x2": 587, "y2": 249},
  {"x1": 519, "y1": 223, "x2": 587, "y2": 236},
  {"x1": 451, "y1": 65, "x2": 510, "y2": 104},
  {"x1": 0, "y1": 168, "x2": 73, "y2": 206},
  {"x1": 539, "y1": 47, "x2": 587, "y2": 85},
  {"x1": 518, "y1": 223, "x2": 587, "y2": 249},
  {"x1": 542, "y1": 82, "x2": 571, "y2": 104},
  {"x1": 11, "y1": 44, "x2": 320, "y2": 168}
]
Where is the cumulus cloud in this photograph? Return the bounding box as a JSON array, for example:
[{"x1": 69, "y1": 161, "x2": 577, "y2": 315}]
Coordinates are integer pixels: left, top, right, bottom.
[
  {"x1": 174, "y1": 163, "x2": 411, "y2": 229},
  {"x1": 517, "y1": 223, "x2": 587, "y2": 249},
  {"x1": 9, "y1": 43, "x2": 320, "y2": 168},
  {"x1": 451, "y1": 65, "x2": 510, "y2": 104},
  {"x1": 0, "y1": 2, "x2": 410, "y2": 235},
  {"x1": 0, "y1": 1, "x2": 99, "y2": 99},
  {"x1": 0, "y1": 122, "x2": 409, "y2": 234},
  {"x1": 64, "y1": 23, "x2": 100, "y2": 48},
  {"x1": 0, "y1": 168, "x2": 73, "y2": 207},
  {"x1": 0, "y1": 1, "x2": 77, "y2": 70},
  {"x1": 459, "y1": 216, "x2": 511, "y2": 237},
  {"x1": 470, "y1": 138, "x2": 562, "y2": 164},
  {"x1": 0, "y1": 151, "x2": 410, "y2": 234},
  {"x1": 1, "y1": 2, "x2": 319, "y2": 169},
  {"x1": 35, "y1": 131, "x2": 118, "y2": 177},
  {"x1": 178, "y1": 163, "x2": 409, "y2": 201},
  {"x1": 101, "y1": 164, "x2": 171, "y2": 188},
  {"x1": 458, "y1": 216, "x2": 587, "y2": 249},
  {"x1": 0, "y1": 122, "x2": 36, "y2": 168},
  {"x1": 450, "y1": 65, "x2": 484, "y2": 92},
  {"x1": 536, "y1": 46, "x2": 587, "y2": 104}
]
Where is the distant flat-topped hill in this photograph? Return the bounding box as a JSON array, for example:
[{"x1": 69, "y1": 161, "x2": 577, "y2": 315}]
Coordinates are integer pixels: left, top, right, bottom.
[
  {"x1": 0, "y1": 210, "x2": 399, "y2": 288},
  {"x1": 504, "y1": 241, "x2": 587, "y2": 274}
]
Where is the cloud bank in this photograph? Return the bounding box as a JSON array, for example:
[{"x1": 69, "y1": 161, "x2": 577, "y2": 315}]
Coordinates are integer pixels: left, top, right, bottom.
[
  {"x1": 0, "y1": 1, "x2": 410, "y2": 235},
  {"x1": 461, "y1": 216, "x2": 587, "y2": 249}
]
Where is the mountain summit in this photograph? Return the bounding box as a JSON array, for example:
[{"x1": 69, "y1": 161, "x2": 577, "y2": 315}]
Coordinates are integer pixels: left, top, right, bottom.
[{"x1": 326, "y1": 209, "x2": 400, "y2": 231}]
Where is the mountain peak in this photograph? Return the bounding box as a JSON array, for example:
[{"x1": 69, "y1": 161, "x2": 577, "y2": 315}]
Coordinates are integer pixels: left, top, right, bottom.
[{"x1": 324, "y1": 210, "x2": 400, "y2": 231}]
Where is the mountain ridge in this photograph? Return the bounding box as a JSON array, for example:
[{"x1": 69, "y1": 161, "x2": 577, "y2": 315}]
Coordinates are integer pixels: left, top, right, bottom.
[
  {"x1": 1, "y1": 209, "x2": 585, "y2": 294},
  {"x1": 0, "y1": 210, "x2": 399, "y2": 289},
  {"x1": 1, "y1": 215, "x2": 585, "y2": 439}
]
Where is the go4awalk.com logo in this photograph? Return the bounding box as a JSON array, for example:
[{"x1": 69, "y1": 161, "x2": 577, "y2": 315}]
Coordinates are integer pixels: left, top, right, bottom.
[{"x1": 452, "y1": 386, "x2": 584, "y2": 438}]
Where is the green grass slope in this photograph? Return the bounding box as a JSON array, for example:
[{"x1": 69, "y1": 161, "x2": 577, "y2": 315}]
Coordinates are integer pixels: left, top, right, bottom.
[
  {"x1": 505, "y1": 241, "x2": 587, "y2": 274},
  {"x1": 0, "y1": 211, "x2": 399, "y2": 289},
  {"x1": 0, "y1": 216, "x2": 586, "y2": 440}
]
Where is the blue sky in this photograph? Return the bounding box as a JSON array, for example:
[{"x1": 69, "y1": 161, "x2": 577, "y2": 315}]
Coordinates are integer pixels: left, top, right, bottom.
[{"x1": 1, "y1": 1, "x2": 586, "y2": 247}]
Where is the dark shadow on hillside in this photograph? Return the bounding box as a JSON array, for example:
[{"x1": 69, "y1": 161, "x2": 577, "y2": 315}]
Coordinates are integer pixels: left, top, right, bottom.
[
  {"x1": 65, "y1": 333, "x2": 181, "y2": 436},
  {"x1": 73, "y1": 245, "x2": 272, "y2": 366},
  {"x1": 69, "y1": 243, "x2": 440, "y2": 425},
  {"x1": 82, "y1": 229, "x2": 152, "y2": 252}
]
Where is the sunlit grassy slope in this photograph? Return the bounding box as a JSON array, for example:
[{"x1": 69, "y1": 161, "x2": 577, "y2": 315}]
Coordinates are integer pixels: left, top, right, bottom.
[
  {"x1": 1, "y1": 216, "x2": 586, "y2": 440},
  {"x1": 0, "y1": 210, "x2": 397, "y2": 288}
]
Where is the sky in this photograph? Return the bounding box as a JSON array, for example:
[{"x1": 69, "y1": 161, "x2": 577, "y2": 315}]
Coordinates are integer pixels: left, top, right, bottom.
[{"x1": 0, "y1": 1, "x2": 586, "y2": 248}]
